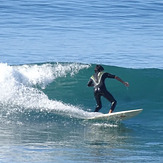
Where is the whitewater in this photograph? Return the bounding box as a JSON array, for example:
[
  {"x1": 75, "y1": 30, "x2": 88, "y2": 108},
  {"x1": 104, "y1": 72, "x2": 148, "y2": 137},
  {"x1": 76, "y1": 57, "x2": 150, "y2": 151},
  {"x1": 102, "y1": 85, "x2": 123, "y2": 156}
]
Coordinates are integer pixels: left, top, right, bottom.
[{"x1": 0, "y1": 63, "x2": 99, "y2": 120}]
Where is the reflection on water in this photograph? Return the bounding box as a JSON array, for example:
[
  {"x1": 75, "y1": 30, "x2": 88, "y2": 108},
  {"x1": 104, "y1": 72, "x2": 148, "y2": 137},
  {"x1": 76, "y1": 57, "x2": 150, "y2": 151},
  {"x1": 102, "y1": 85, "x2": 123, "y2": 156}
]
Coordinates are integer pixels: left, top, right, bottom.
[
  {"x1": 84, "y1": 122, "x2": 131, "y2": 146},
  {"x1": 0, "y1": 117, "x2": 135, "y2": 162},
  {"x1": 83, "y1": 122, "x2": 133, "y2": 161}
]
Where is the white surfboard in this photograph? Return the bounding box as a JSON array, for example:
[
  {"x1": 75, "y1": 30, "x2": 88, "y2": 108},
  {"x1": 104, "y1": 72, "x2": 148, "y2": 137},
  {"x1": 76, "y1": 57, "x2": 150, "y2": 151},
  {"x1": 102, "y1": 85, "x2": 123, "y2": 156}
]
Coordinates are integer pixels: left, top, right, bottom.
[{"x1": 87, "y1": 109, "x2": 143, "y2": 122}]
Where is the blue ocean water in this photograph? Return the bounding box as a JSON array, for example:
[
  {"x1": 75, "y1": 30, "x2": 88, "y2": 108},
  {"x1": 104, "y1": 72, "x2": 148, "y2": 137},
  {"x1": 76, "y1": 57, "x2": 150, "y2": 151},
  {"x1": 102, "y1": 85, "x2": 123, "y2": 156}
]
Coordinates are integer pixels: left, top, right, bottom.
[
  {"x1": 0, "y1": 0, "x2": 163, "y2": 163},
  {"x1": 1, "y1": 0, "x2": 163, "y2": 68}
]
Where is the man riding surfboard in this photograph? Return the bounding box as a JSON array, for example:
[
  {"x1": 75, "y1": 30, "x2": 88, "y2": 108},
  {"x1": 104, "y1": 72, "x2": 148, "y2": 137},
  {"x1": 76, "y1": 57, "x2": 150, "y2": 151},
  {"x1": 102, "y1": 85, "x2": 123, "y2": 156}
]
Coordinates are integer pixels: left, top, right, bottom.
[{"x1": 87, "y1": 65, "x2": 129, "y2": 114}]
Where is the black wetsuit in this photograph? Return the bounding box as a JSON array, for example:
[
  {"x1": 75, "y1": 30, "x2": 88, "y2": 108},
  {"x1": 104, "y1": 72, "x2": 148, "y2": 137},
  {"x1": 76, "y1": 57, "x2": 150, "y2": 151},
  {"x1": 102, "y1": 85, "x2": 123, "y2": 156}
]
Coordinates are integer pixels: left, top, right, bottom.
[{"x1": 87, "y1": 71, "x2": 117, "y2": 112}]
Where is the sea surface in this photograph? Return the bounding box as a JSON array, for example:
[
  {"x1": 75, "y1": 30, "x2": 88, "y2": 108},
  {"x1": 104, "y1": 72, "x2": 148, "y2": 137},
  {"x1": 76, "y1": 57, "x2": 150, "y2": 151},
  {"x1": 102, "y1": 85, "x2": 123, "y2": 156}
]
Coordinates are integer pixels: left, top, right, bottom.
[{"x1": 0, "y1": 0, "x2": 163, "y2": 163}]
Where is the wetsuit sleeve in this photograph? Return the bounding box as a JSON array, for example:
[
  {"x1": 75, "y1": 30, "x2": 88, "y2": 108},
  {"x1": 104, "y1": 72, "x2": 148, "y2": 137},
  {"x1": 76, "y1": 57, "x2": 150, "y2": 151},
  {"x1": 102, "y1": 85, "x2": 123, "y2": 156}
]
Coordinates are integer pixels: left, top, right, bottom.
[
  {"x1": 106, "y1": 72, "x2": 116, "y2": 79},
  {"x1": 87, "y1": 78, "x2": 94, "y2": 87}
]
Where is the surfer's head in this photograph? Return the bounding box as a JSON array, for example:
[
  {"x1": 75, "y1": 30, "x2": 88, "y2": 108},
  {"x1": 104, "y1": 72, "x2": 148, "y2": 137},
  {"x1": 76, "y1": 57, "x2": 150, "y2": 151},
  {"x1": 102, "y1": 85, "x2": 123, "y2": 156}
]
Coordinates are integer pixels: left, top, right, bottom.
[{"x1": 94, "y1": 65, "x2": 104, "y2": 73}]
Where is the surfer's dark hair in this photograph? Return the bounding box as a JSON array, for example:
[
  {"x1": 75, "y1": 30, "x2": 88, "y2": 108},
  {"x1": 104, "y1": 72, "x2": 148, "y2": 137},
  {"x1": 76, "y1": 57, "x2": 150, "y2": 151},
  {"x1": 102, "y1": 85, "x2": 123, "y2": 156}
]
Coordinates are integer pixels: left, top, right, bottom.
[{"x1": 94, "y1": 65, "x2": 104, "y2": 72}]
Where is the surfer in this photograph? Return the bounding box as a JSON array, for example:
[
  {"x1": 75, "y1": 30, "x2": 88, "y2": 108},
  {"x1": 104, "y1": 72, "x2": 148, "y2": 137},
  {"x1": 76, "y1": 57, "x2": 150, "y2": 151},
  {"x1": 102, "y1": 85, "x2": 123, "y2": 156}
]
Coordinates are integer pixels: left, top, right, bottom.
[{"x1": 87, "y1": 65, "x2": 129, "y2": 114}]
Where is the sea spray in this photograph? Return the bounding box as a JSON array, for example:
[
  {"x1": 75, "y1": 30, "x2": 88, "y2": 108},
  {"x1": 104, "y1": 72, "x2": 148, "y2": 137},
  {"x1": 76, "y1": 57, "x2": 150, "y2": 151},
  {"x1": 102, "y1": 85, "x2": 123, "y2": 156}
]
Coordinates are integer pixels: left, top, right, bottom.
[{"x1": 0, "y1": 63, "x2": 93, "y2": 120}]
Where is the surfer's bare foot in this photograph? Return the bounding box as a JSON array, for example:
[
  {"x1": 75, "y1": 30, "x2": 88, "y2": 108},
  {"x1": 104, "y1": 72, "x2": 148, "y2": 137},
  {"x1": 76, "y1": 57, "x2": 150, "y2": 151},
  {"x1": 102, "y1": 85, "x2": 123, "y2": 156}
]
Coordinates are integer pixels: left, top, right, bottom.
[{"x1": 109, "y1": 110, "x2": 112, "y2": 114}]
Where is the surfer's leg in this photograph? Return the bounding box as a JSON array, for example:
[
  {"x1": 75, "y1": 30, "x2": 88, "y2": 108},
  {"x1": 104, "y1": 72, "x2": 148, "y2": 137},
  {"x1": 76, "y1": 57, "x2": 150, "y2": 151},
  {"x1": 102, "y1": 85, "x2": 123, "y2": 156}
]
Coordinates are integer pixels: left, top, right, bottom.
[
  {"x1": 94, "y1": 92, "x2": 102, "y2": 112},
  {"x1": 103, "y1": 91, "x2": 117, "y2": 113},
  {"x1": 109, "y1": 101, "x2": 117, "y2": 113}
]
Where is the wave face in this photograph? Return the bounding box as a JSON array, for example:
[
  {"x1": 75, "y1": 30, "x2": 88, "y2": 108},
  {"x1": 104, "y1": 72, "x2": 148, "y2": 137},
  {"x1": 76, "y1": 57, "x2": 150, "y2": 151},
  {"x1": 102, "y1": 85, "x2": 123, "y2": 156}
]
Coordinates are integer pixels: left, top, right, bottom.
[{"x1": 0, "y1": 62, "x2": 162, "y2": 123}]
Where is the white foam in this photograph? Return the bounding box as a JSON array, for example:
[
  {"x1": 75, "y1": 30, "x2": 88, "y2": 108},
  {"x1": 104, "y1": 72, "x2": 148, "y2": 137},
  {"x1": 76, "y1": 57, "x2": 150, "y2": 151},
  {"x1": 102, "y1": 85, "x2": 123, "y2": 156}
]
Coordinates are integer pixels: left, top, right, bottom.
[
  {"x1": 93, "y1": 123, "x2": 118, "y2": 128},
  {"x1": 15, "y1": 63, "x2": 90, "y2": 88},
  {"x1": 0, "y1": 63, "x2": 91, "y2": 118}
]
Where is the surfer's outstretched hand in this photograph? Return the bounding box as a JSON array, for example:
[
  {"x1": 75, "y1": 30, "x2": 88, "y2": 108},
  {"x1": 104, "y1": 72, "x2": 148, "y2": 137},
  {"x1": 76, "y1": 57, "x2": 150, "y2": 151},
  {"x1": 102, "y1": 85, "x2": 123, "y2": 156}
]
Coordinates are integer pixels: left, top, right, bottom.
[{"x1": 124, "y1": 82, "x2": 129, "y2": 87}]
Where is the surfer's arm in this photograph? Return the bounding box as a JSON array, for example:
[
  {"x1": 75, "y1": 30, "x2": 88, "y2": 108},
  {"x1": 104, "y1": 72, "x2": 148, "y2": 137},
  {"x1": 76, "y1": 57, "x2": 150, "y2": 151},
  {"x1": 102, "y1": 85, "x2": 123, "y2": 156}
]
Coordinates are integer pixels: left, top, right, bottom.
[
  {"x1": 87, "y1": 78, "x2": 94, "y2": 87},
  {"x1": 115, "y1": 76, "x2": 129, "y2": 87}
]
